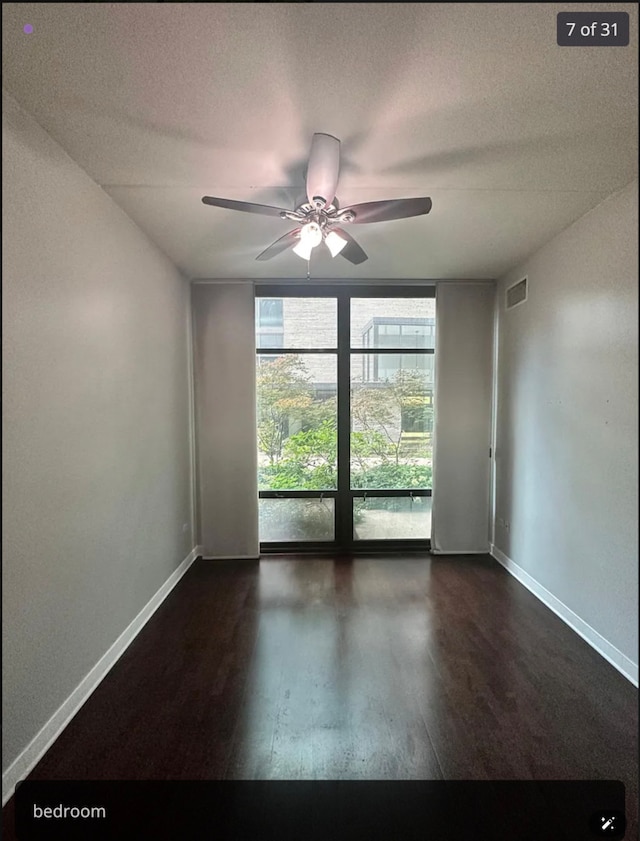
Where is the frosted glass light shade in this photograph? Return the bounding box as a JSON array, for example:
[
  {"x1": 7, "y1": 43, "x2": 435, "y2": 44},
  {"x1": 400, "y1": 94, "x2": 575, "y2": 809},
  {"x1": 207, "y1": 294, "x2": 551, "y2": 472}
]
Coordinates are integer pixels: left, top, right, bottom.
[
  {"x1": 325, "y1": 230, "x2": 348, "y2": 257},
  {"x1": 293, "y1": 240, "x2": 313, "y2": 260},
  {"x1": 293, "y1": 222, "x2": 322, "y2": 260}
]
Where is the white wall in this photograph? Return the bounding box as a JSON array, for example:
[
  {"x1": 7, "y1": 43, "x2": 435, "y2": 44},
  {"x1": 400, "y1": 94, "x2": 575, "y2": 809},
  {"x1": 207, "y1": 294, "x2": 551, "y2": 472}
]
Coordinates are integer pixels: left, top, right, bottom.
[
  {"x1": 192, "y1": 283, "x2": 259, "y2": 559},
  {"x1": 432, "y1": 282, "x2": 495, "y2": 553},
  {"x1": 493, "y1": 180, "x2": 638, "y2": 676},
  {"x1": 2, "y1": 91, "x2": 194, "y2": 775}
]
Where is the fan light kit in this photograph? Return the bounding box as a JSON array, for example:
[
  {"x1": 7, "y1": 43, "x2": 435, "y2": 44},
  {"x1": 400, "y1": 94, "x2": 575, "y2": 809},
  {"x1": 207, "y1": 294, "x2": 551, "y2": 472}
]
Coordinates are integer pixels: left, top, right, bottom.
[
  {"x1": 292, "y1": 221, "x2": 323, "y2": 260},
  {"x1": 202, "y1": 133, "x2": 432, "y2": 264}
]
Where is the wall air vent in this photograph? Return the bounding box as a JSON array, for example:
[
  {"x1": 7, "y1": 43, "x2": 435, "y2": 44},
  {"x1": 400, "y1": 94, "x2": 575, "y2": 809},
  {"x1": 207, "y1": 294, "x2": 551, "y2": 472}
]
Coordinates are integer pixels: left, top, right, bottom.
[{"x1": 506, "y1": 276, "x2": 528, "y2": 310}]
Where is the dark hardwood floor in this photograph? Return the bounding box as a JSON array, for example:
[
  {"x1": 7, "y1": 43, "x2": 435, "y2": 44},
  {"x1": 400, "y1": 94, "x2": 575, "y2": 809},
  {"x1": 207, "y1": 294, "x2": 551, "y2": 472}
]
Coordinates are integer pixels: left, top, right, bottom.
[{"x1": 3, "y1": 554, "x2": 638, "y2": 838}]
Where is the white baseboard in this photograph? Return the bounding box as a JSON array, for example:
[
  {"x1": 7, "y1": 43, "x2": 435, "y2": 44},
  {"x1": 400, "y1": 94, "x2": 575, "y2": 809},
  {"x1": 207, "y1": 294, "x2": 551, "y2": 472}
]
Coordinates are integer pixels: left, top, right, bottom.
[
  {"x1": 201, "y1": 554, "x2": 260, "y2": 561},
  {"x1": 2, "y1": 545, "x2": 200, "y2": 806},
  {"x1": 490, "y1": 544, "x2": 638, "y2": 687},
  {"x1": 430, "y1": 549, "x2": 489, "y2": 555}
]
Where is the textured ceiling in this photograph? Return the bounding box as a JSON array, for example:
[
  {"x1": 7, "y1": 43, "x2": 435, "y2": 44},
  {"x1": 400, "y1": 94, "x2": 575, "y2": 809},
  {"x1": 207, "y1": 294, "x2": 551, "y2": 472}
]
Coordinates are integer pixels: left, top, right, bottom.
[{"x1": 2, "y1": 3, "x2": 637, "y2": 280}]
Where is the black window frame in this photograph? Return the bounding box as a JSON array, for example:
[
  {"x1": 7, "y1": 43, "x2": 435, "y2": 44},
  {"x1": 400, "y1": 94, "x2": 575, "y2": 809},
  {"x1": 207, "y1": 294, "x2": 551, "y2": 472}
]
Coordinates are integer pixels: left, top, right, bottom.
[{"x1": 255, "y1": 284, "x2": 436, "y2": 554}]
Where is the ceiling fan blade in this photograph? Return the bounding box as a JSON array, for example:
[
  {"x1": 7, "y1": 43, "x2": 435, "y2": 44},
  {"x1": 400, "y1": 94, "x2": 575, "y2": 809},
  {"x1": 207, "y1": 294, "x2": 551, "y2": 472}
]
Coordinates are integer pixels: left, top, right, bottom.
[
  {"x1": 341, "y1": 197, "x2": 432, "y2": 224},
  {"x1": 332, "y1": 227, "x2": 368, "y2": 265},
  {"x1": 306, "y1": 133, "x2": 340, "y2": 208},
  {"x1": 202, "y1": 196, "x2": 288, "y2": 217},
  {"x1": 255, "y1": 229, "x2": 301, "y2": 261}
]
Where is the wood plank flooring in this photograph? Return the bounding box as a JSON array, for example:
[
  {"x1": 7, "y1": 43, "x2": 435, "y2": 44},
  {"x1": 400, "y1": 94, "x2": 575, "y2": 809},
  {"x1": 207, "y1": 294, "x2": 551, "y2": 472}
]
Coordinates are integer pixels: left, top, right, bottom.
[{"x1": 3, "y1": 554, "x2": 637, "y2": 838}]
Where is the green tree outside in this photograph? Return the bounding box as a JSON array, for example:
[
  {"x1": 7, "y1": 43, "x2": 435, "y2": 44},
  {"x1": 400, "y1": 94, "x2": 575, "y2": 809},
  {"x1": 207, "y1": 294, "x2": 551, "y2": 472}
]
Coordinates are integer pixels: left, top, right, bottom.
[{"x1": 257, "y1": 355, "x2": 432, "y2": 492}]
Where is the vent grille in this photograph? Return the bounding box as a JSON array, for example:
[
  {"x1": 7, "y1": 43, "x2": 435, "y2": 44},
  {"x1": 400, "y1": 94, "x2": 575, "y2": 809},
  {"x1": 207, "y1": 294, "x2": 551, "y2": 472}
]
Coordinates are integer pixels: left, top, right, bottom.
[{"x1": 506, "y1": 277, "x2": 527, "y2": 309}]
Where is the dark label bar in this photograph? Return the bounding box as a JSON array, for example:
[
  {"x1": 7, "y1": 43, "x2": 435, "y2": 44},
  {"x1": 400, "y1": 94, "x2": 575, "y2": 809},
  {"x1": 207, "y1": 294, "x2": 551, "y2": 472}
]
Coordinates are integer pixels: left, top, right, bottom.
[
  {"x1": 15, "y1": 780, "x2": 625, "y2": 840},
  {"x1": 557, "y1": 13, "x2": 629, "y2": 46}
]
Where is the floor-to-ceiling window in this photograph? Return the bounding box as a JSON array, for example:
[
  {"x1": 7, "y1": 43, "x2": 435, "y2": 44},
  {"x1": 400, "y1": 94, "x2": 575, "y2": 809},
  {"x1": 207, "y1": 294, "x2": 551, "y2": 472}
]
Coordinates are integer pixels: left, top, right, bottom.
[{"x1": 256, "y1": 286, "x2": 435, "y2": 551}]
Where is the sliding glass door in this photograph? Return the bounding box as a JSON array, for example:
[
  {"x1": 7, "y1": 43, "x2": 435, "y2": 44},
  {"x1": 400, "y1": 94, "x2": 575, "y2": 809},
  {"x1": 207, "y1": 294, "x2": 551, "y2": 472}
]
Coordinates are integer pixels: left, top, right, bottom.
[{"x1": 256, "y1": 286, "x2": 435, "y2": 551}]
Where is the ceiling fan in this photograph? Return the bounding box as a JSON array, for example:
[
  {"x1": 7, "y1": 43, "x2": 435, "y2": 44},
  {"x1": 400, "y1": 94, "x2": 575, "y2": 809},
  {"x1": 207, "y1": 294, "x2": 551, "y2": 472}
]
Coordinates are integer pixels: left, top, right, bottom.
[{"x1": 201, "y1": 133, "x2": 432, "y2": 264}]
